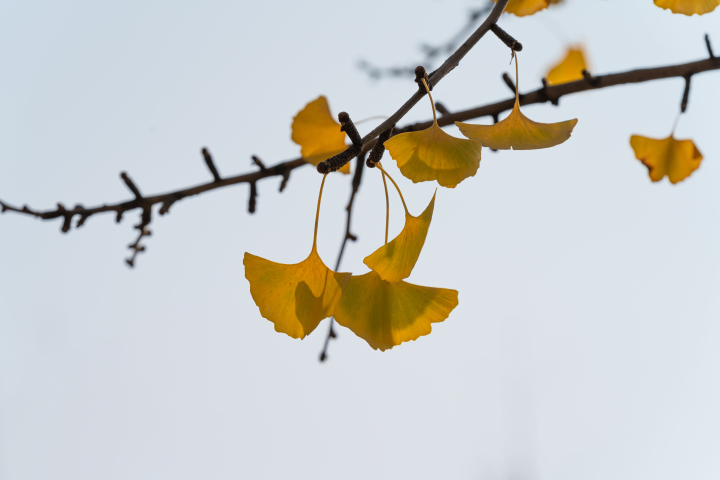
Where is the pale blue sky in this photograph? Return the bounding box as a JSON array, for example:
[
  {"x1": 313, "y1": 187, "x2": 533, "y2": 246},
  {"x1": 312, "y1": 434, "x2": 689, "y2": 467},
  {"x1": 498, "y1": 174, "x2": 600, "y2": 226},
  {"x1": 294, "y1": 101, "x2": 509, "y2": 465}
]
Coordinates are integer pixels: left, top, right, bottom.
[{"x1": 1, "y1": 1, "x2": 719, "y2": 479}]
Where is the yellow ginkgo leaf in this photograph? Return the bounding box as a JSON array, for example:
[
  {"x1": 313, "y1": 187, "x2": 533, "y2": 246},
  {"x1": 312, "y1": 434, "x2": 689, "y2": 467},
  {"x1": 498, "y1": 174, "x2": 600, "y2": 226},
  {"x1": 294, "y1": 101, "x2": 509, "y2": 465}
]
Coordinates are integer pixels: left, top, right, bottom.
[
  {"x1": 364, "y1": 177, "x2": 436, "y2": 283},
  {"x1": 494, "y1": 0, "x2": 549, "y2": 16},
  {"x1": 384, "y1": 79, "x2": 482, "y2": 188},
  {"x1": 243, "y1": 175, "x2": 351, "y2": 339},
  {"x1": 546, "y1": 47, "x2": 588, "y2": 85},
  {"x1": 291, "y1": 96, "x2": 350, "y2": 174},
  {"x1": 630, "y1": 135, "x2": 703, "y2": 184},
  {"x1": 456, "y1": 52, "x2": 578, "y2": 150},
  {"x1": 654, "y1": 0, "x2": 719, "y2": 15},
  {"x1": 333, "y1": 271, "x2": 458, "y2": 351},
  {"x1": 244, "y1": 250, "x2": 351, "y2": 339}
]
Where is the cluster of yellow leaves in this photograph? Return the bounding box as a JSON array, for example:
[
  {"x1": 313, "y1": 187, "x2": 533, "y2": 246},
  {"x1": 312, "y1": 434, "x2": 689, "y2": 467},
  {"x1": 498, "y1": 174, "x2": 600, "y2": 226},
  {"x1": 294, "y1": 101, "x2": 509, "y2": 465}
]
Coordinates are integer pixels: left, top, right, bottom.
[
  {"x1": 384, "y1": 62, "x2": 578, "y2": 191},
  {"x1": 244, "y1": 166, "x2": 458, "y2": 351},
  {"x1": 243, "y1": 54, "x2": 579, "y2": 352},
  {"x1": 654, "y1": 0, "x2": 719, "y2": 15},
  {"x1": 245, "y1": 23, "x2": 711, "y2": 353}
]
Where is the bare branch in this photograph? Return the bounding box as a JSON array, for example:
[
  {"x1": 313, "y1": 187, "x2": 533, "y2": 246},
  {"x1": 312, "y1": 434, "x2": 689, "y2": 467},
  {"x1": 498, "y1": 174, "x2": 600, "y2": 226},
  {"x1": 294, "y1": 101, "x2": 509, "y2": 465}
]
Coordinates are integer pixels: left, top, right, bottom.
[
  {"x1": 126, "y1": 207, "x2": 152, "y2": 268},
  {"x1": 202, "y1": 148, "x2": 222, "y2": 182},
  {"x1": 706, "y1": 34, "x2": 715, "y2": 59},
  {"x1": 358, "y1": 1, "x2": 495, "y2": 79},
  {"x1": 434, "y1": 102, "x2": 451, "y2": 116},
  {"x1": 680, "y1": 74, "x2": 692, "y2": 113},
  {"x1": 251, "y1": 155, "x2": 267, "y2": 172},
  {"x1": 502, "y1": 72, "x2": 517, "y2": 95},
  {"x1": 489, "y1": 24, "x2": 523, "y2": 52},
  {"x1": 120, "y1": 172, "x2": 143, "y2": 199}
]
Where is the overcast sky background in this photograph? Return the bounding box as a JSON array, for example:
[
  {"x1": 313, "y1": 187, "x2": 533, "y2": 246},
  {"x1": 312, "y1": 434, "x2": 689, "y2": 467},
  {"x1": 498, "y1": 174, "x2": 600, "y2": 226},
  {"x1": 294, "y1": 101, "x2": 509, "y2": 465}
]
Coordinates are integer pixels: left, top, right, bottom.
[{"x1": 1, "y1": 1, "x2": 719, "y2": 479}]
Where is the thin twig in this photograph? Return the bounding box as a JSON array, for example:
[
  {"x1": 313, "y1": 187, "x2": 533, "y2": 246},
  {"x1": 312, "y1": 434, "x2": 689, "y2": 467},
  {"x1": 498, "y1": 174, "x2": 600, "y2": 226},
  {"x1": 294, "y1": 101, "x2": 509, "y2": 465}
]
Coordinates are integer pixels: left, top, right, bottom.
[
  {"x1": 202, "y1": 148, "x2": 222, "y2": 182},
  {"x1": 680, "y1": 74, "x2": 692, "y2": 113},
  {"x1": 706, "y1": 34, "x2": 715, "y2": 59},
  {"x1": 319, "y1": 153, "x2": 366, "y2": 363},
  {"x1": 358, "y1": 1, "x2": 495, "y2": 79}
]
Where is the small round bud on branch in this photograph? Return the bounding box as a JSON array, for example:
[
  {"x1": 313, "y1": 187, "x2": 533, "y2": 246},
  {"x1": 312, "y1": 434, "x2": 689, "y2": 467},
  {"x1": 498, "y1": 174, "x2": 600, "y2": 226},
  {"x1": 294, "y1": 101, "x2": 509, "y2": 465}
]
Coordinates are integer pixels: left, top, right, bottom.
[
  {"x1": 317, "y1": 144, "x2": 362, "y2": 174},
  {"x1": 414, "y1": 66, "x2": 431, "y2": 91},
  {"x1": 338, "y1": 112, "x2": 362, "y2": 146},
  {"x1": 366, "y1": 127, "x2": 394, "y2": 168},
  {"x1": 490, "y1": 24, "x2": 523, "y2": 52},
  {"x1": 680, "y1": 74, "x2": 692, "y2": 113}
]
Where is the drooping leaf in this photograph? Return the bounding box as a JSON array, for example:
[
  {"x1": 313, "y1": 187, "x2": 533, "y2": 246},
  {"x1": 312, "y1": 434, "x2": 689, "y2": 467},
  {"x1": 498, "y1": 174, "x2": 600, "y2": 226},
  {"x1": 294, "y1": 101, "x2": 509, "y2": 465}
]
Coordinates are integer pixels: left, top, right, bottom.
[
  {"x1": 244, "y1": 174, "x2": 351, "y2": 338},
  {"x1": 364, "y1": 192, "x2": 436, "y2": 283},
  {"x1": 546, "y1": 47, "x2": 588, "y2": 85},
  {"x1": 244, "y1": 251, "x2": 351, "y2": 339},
  {"x1": 654, "y1": 0, "x2": 719, "y2": 15},
  {"x1": 384, "y1": 123, "x2": 482, "y2": 188},
  {"x1": 494, "y1": 0, "x2": 550, "y2": 16},
  {"x1": 456, "y1": 103, "x2": 577, "y2": 150},
  {"x1": 333, "y1": 271, "x2": 458, "y2": 351},
  {"x1": 456, "y1": 52, "x2": 578, "y2": 150},
  {"x1": 630, "y1": 135, "x2": 703, "y2": 184},
  {"x1": 291, "y1": 96, "x2": 350, "y2": 174}
]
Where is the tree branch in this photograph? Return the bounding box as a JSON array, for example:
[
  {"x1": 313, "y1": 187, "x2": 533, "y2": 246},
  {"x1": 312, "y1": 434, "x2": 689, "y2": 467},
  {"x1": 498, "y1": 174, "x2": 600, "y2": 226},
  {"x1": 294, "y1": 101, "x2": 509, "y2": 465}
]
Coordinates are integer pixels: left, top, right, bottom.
[
  {"x1": 2, "y1": 53, "x2": 718, "y2": 262},
  {"x1": 395, "y1": 56, "x2": 720, "y2": 133}
]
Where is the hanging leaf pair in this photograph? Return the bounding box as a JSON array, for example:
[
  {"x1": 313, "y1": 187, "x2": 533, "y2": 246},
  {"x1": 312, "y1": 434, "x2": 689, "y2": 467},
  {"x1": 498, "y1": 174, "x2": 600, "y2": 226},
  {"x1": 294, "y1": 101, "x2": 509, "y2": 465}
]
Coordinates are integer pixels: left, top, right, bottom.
[
  {"x1": 247, "y1": 47, "x2": 579, "y2": 351},
  {"x1": 382, "y1": 54, "x2": 578, "y2": 189},
  {"x1": 335, "y1": 165, "x2": 457, "y2": 351},
  {"x1": 244, "y1": 169, "x2": 457, "y2": 351}
]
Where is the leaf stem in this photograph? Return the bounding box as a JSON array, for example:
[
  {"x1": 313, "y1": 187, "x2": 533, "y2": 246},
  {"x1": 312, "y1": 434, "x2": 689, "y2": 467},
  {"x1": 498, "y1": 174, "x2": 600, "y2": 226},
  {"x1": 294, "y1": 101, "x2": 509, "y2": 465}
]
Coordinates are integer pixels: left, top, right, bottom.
[
  {"x1": 421, "y1": 78, "x2": 438, "y2": 125},
  {"x1": 376, "y1": 163, "x2": 408, "y2": 216},
  {"x1": 380, "y1": 165, "x2": 390, "y2": 245},
  {"x1": 670, "y1": 111, "x2": 682, "y2": 136},
  {"x1": 513, "y1": 50, "x2": 520, "y2": 107},
  {"x1": 312, "y1": 173, "x2": 328, "y2": 251}
]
